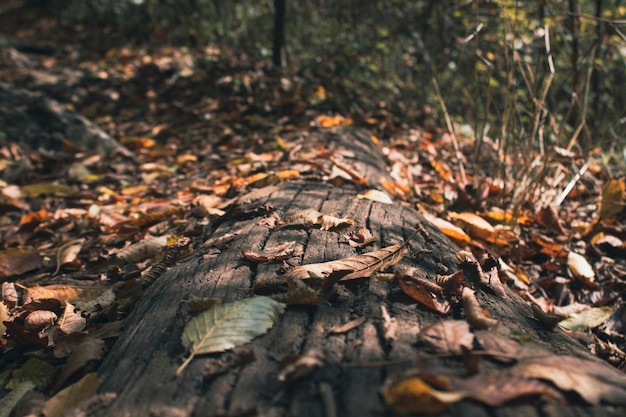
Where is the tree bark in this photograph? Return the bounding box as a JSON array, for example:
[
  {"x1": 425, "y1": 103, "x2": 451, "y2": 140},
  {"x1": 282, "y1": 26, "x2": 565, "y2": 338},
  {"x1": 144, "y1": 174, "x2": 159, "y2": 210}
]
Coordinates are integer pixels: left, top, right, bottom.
[
  {"x1": 94, "y1": 127, "x2": 625, "y2": 417},
  {"x1": 272, "y1": 0, "x2": 286, "y2": 68}
]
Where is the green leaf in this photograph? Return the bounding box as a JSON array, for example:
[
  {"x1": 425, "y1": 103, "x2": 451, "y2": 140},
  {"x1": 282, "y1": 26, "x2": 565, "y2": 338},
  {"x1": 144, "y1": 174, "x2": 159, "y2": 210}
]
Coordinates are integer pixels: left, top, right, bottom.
[
  {"x1": 177, "y1": 296, "x2": 285, "y2": 376},
  {"x1": 5, "y1": 358, "x2": 55, "y2": 390}
]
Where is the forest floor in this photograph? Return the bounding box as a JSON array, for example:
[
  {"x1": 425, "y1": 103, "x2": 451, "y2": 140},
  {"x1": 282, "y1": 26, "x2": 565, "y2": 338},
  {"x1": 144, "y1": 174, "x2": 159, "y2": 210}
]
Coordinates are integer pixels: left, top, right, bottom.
[{"x1": 1, "y1": 3, "x2": 626, "y2": 415}]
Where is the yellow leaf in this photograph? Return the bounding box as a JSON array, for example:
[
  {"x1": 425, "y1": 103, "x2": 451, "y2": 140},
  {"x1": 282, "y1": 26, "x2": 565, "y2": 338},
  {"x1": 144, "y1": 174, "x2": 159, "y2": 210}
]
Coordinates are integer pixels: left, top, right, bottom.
[
  {"x1": 448, "y1": 212, "x2": 494, "y2": 240},
  {"x1": 177, "y1": 296, "x2": 285, "y2": 376},
  {"x1": 567, "y1": 251, "x2": 595, "y2": 282},
  {"x1": 599, "y1": 178, "x2": 625, "y2": 220},
  {"x1": 382, "y1": 377, "x2": 465, "y2": 415}
]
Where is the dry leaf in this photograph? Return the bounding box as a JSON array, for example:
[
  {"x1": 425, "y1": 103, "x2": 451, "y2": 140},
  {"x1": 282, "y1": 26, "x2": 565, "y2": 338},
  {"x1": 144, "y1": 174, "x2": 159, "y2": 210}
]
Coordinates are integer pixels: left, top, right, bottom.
[
  {"x1": 462, "y1": 288, "x2": 499, "y2": 330},
  {"x1": 58, "y1": 302, "x2": 86, "y2": 334},
  {"x1": 474, "y1": 331, "x2": 521, "y2": 363},
  {"x1": 537, "y1": 205, "x2": 566, "y2": 235},
  {"x1": 599, "y1": 178, "x2": 626, "y2": 220},
  {"x1": 177, "y1": 296, "x2": 285, "y2": 376},
  {"x1": 418, "y1": 320, "x2": 474, "y2": 354},
  {"x1": 421, "y1": 211, "x2": 472, "y2": 244},
  {"x1": 558, "y1": 306, "x2": 613, "y2": 331},
  {"x1": 25, "y1": 310, "x2": 58, "y2": 331},
  {"x1": 449, "y1": 372, "x2": 563, "y2": 406},
  {"x1": 277, "y1": 349, "x2": 325, "y2": 382},
  {"x1": 448, "y1": 212, "x2": 494, "y2": 240},
  {"x1": 397, "y1": 271, "x2": 449, "y2": 314},
  {"x1": 346, "y1": 228, "x2": 376, "y2": 248},
  {"x1": 25, "y1": 285, "x2": 98, "y2": 304},
  {"x1": 43, "y1": 373, "x2": 99, "y2": 417},
  {"x1": 284, "y1": 208, "x2": 354, "y2": 230},
  {"x1": 512, "y1": 349, "x2": 626, "y2": 404},
  {"x1": 286, "y1": 243, "x2": 409, "y2": 283},
  {"x1": 567, "y1": 251, "x2": 595, "y2": 283},
  {"x1": 330, "y1": 156, "x2": 367, "y2": 184},
  {"x1": 0, "y1": 247, "x2": 42, "y2": 279},
  {"x1": 54, "y1": 333, "x2": 90, "y2": 358},
  {"x1": 54, "y1": 239, "x2": 85, "y2": 274},
  {"x1": 357, "y1": 189, "x2": 394, "y2": 204},
  {"x1": 50, "y1": 337, "x2": 105, "y2": 392},
  {"x1": 243, "y1": 241, "x2": 303, "y2": 262},
  {"x1": 2, "y1": 281, "x2": 18, "y2": 307},
  {"x1": 0, "y1": 301, "x2": 9, "y2": 336},
  {"x1": 433, "y1": 270, "x2": 464, "y2": 296},
  {"x1": 381, "y1": 376, "x2": 465, "y2": 415},
  {"x1": 115, "y1": 235, "x2": 168, "y2": 263},
  {"x1": 329, "y1": 316, "x2": 367, "y2": 334}
]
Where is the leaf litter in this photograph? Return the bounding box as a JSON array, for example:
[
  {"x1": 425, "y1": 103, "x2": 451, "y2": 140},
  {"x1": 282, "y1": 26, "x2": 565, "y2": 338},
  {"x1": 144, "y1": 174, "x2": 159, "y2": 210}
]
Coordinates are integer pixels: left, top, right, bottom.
[{"x1": 1, "y1": 15, "x2": 626, "y2": 416}]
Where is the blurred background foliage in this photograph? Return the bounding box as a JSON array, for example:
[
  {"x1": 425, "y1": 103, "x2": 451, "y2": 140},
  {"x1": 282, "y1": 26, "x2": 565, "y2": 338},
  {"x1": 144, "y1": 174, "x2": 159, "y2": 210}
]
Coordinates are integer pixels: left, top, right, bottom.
[{"x1": 50, "y1": 0, "x2": 625, "y2": 157}]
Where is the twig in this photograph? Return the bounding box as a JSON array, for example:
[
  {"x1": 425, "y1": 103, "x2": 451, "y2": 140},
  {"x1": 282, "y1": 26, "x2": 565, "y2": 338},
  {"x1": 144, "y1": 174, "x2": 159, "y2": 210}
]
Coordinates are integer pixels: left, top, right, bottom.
[
  {"x1": 555, "y1": 162, "x2": 588, "y2": 207},
  {"x1": 432, "y1": 78, "x2": 467, "y2": 184}
]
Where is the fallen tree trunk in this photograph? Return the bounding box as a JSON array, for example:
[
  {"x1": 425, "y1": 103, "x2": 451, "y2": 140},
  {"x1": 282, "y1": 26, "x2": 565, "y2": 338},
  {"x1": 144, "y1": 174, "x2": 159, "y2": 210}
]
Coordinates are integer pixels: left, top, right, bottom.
[{"x1": 94, "y1": 127, "x2": 626, "y2": 417}]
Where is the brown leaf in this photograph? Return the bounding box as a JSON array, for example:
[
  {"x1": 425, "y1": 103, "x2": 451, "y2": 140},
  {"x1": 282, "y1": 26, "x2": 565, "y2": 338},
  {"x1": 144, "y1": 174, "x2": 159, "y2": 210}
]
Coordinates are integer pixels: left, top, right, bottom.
[
  {"x1": 381, "y1": 376, "x2": 465, "y2": 415},
  {"x1": 54, "y1": 239, "x2": 85, "y2": 275},
  {"x1": 53, "y1": 332, "x2": 90, "y2": 358},
  {"x1": 462, "y1": 288, "x2": 499, "y2": 330},
  {"x1": 278, "y1": 349, "x2": 325, "y2": 382},
  {"x1": 417, "y1": 320, "x2": 474, "y2": 354},
  {"x1": 286, "y1": 244, "x2": 409, "y2": 283},
  {"x1": 511, "y1": 348, "x2": 626, "y2": 404},
  {"x1": 599, "y1": 178, "x2": 626, "y2": 220},
  {"x1": 24, "y1": 285, "x2": 98, "y2": 304},
  {"x1": 243, "y1": 241, "x2": 303, "y2": 262},
  {"x1": 115, "y1": 235, "x2": 168, "y2": 263},
  {"x1": 2, "y1": 281, "x2": 18, "y2": 307},
  {"x1": 25, "y1": 310, "x2": 58, "y2": 331},
  {"x1": 474, "y1": 330, "x2": 521, "y2": 363},
  {"x1": 346, "y1": 228, "x2": 376, "y2": 248},
  {"x1": 329, "y1": 316, "x2": 367, "y2": 334},
  {"x1": 537, "y1": 205, "x2": 566, "y2": 235},
  {"x1": 433, "y1": 270, "x2": 464, "y2": 296},
  {"x1": 449, "y1": 372, "x2": 563, "y2": 406},
  {"x1": 50, "y1": 337, "x2": 105, "y2": 392},
  {"x1": 399, "y1": 277, "x2": 449, "y2": 314},
  {"x1": 58, "y1": 302, "x2": 86, "y2": 334},
  {"x1": 0, "y1": 247, "x2": 42, "y2": 279},
  {"x1": 284, "y1": 208, "x2": 354, "y2": 231}
]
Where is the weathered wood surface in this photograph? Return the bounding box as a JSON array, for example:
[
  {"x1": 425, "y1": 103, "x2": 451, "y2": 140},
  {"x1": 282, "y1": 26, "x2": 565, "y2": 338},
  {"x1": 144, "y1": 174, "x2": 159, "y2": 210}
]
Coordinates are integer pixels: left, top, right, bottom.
[{"x1": 95, "y1": 128, "x2": 625, "y2": 417}]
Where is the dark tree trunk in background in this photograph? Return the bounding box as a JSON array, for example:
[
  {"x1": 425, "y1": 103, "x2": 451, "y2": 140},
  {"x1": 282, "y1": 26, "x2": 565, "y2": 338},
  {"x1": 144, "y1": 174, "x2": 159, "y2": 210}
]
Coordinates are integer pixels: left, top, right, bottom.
[{"x1": 272, "y1": 0, "x2": 286, "y2": 68}]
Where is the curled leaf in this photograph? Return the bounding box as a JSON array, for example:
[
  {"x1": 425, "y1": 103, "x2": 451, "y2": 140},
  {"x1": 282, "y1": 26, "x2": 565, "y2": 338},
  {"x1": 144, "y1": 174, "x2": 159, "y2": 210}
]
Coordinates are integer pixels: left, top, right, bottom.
[
  {"x1": 382, "y1": 376, "x2": 465, "y2": 415},
  {"x1": 115, "y1": 235, "x2": 169, "y2": 263},
  {"x1": 462, "y1": 288, "x2": 499, "y2": 330},
  {"x1": 243, "y1": 241, "x2": 303, "y2": 262}
]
